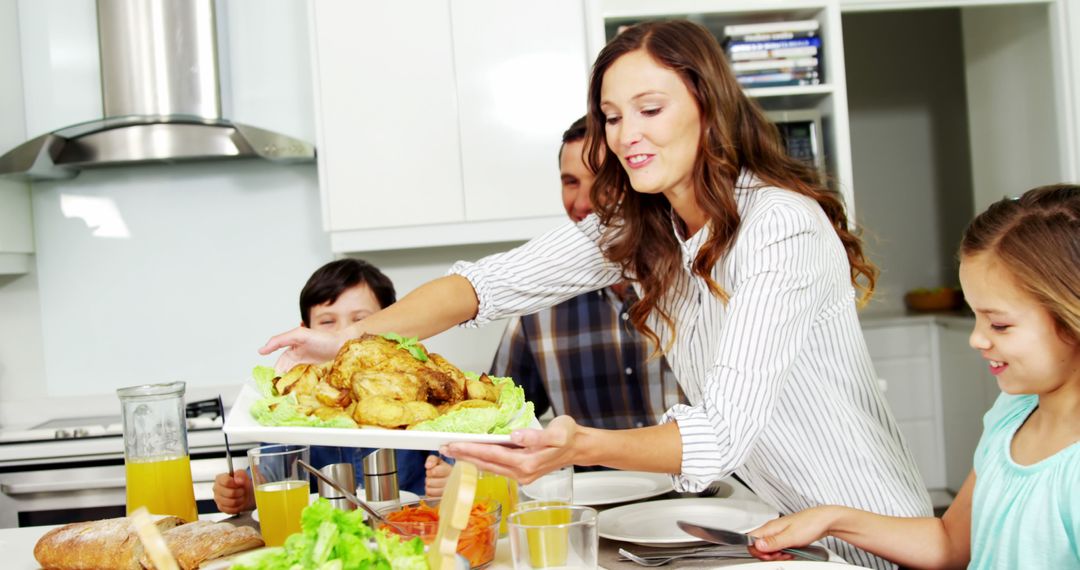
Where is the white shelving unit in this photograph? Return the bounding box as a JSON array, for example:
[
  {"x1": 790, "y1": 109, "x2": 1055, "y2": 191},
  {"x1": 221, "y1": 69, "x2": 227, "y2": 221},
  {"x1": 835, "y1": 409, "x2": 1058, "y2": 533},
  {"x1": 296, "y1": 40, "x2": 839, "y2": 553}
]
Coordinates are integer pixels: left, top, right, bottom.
[
  {"x1": 588, "y1": 0, "x2": 858, "y2": 221},
  {"x1": 841, "y1": 0, "x2": 1052, "y2": 12}
]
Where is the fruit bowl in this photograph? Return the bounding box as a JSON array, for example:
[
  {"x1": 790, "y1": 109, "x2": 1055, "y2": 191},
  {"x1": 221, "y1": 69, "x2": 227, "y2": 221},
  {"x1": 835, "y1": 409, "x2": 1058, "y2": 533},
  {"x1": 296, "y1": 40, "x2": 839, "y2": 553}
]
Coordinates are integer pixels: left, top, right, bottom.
[{"x1": 904, "y1": 287, "x2": 964, "y2": 312}]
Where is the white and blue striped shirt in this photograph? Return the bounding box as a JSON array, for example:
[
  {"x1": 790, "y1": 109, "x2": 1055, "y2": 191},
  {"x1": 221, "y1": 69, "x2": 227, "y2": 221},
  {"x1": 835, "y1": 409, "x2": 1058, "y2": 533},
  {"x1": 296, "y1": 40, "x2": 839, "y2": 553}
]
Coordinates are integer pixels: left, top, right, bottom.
[{"x1": 450, "y1": 172, "x2": 931, "y2": 568}]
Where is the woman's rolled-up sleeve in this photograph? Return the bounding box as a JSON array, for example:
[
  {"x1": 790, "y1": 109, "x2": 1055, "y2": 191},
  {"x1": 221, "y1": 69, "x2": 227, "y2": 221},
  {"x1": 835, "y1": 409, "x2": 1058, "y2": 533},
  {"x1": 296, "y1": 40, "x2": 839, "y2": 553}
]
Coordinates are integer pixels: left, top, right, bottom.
[
  {"x1": 663, "y1": 203, "x2": 832, "y2": 491},
  {"x1": 449, "y1": 216, "x2": 622, "y2": 327}
]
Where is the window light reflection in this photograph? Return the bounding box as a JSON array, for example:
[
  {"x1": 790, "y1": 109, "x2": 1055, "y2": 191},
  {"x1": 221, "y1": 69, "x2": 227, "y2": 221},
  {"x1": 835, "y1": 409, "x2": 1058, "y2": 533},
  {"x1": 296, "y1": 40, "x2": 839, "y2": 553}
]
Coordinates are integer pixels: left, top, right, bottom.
[{"x1": 59, "y1": 194, "x2": 131, "y2": 238}]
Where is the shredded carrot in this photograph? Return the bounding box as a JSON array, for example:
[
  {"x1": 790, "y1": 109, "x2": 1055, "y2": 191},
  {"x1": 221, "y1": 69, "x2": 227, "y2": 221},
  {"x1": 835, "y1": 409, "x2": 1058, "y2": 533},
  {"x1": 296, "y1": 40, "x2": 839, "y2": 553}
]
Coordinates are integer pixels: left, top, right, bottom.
[{"x1": 381, "y1": 500, "x2": 498, "y2": 568}]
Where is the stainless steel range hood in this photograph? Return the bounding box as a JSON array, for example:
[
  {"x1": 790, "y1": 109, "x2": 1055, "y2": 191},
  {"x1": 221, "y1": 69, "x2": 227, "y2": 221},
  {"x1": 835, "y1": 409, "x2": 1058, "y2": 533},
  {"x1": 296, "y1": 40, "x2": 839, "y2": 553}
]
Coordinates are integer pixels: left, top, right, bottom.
[{"x1": 0, "y1": 0, "x2": 314, "y2": 181}]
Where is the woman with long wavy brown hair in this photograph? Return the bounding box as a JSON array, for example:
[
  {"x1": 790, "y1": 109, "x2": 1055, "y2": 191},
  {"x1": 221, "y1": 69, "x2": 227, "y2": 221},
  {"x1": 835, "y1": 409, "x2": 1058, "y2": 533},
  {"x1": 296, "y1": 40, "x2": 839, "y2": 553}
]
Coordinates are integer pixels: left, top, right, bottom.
[
  {"x1": 585, "y1": 21, "x2": 875, "y2": 351},
  {"x1": 261, "y1": 20, "x2": 929, "y2": 568}
]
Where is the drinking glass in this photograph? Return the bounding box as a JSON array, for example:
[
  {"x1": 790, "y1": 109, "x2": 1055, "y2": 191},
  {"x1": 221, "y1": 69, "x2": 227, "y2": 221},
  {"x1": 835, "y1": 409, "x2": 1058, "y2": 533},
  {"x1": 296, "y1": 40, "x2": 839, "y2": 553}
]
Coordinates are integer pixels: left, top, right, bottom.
[
  {"x1": 118, "y1": 381, "x2": 198, "y2": 522},
  {"x1": 475, "y1": 471, "x2": 519, "y2": 536},
  {"x1": 508, "y1": 504, "x2": 598, "y2": 569},
  {"x1": 248, "y1": 444, "x2": 310, "y2": 546}
]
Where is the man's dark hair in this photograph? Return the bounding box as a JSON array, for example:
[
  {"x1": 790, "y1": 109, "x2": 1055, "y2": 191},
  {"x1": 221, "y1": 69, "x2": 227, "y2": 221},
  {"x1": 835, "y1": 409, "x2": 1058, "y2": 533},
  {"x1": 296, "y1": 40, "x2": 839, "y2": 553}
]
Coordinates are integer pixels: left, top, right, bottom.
[
  {"x1": 299, "y1": 258, "x2": 396, "y2": 326},
  {"x1": 558, "y1": 115, "x2": 588, "y2": 162}
]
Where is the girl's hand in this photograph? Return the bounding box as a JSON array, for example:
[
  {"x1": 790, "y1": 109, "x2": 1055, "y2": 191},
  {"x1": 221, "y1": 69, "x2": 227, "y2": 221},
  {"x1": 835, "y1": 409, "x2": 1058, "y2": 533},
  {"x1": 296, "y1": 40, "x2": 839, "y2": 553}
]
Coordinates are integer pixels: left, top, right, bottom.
[
  {"x1": 213, "y1": 470, "x2": 255, "y2": 514},
  {"x1": 748, "y1": 506, "x2": 838, "y2": 561},
  {"x1": 259, "y1": 326, "x2": 347, "y2": 373},
  {"x1": 424, "y1": 455, "x2": 452, "y2": 498},
  {"x1": 441, "y1": 416, "x2": 579, "y2": 484}
]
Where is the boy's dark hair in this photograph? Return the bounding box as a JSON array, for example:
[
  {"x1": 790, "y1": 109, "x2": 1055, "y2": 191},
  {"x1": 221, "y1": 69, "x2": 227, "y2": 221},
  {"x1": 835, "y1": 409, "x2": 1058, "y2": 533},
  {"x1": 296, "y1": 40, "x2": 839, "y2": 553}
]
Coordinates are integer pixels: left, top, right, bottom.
[
  {"x1": 557, "y1": 115, "x2": 588, "y2": 162},
  {"x1": 299, "y1": 259, "x2": 396, "y2": 326}
]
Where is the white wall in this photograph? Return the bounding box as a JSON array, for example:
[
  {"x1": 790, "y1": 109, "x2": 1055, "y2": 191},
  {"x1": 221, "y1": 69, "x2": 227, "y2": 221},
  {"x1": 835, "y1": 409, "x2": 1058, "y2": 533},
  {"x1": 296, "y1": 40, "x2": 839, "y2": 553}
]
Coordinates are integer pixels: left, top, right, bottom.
[
  {"x1": 963, "y1": 3, "x2": 1064, "y2": 212},
  {"x1": 843, "y1": 8, "x2": 975, "y2": 315}
]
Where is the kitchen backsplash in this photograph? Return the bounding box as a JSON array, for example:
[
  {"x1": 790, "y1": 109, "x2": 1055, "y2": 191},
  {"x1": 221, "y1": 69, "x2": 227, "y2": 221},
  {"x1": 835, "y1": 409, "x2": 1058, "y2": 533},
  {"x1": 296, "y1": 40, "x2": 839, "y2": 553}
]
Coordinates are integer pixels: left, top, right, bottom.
[{"x1": 0, "y1": 160, "x2": 509, "y2": 423}]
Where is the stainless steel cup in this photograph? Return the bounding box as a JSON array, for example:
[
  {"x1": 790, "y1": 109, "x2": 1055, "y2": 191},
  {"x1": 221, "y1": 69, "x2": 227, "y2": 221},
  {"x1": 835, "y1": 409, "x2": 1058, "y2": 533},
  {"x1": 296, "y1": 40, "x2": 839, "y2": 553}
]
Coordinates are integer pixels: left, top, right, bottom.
[
  {"x1": 363, "y1": 449, "x2": 399, "y2": 502},
  {"x1": 317, "y1": 462, "x2": 357, "y2": 511}
]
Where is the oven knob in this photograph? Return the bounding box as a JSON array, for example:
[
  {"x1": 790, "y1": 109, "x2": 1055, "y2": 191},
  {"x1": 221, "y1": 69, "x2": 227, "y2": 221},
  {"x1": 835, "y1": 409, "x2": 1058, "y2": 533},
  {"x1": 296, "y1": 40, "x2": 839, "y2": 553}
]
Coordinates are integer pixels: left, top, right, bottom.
[
  {"x1": 54, "y1": 429, "x2": 73, "y2": 439},
  {"x1": 73, "y1": 428, "x2": 90, "y2": 438}
]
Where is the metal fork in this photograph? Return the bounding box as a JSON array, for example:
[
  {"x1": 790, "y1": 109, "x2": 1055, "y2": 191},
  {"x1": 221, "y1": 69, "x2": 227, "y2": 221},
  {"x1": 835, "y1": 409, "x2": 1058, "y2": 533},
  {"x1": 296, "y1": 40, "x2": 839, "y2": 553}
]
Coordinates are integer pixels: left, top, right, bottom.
[{"x1": 617, "y1": 547, "x2": 751, "y2": 566}]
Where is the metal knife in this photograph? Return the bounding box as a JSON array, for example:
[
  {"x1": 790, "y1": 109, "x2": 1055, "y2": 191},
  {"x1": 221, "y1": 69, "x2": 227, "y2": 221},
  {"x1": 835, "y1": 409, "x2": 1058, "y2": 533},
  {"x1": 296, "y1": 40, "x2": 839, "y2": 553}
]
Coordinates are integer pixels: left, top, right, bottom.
[{"x1": 676, "y1": 520, "x2": 830, "y2": 562}]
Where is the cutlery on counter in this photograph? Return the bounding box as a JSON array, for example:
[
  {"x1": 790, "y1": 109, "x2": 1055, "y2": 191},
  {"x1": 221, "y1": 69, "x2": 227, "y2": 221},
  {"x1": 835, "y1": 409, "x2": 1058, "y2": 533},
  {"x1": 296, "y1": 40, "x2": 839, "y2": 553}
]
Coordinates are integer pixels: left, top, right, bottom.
[
  {"x1": 676, "y1": 520, "x2": 830, "y2": 562},
  {"x1": 618, "y1": 546, "x2": 752, "y2": 566}
]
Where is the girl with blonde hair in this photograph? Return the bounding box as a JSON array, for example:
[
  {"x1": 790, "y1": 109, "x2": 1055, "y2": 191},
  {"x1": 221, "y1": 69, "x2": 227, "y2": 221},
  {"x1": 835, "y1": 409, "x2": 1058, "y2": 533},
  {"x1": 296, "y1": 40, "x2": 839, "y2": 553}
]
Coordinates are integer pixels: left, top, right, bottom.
[{"x1": 750, "y1": 185, "x2": 1080, "y2": 569}]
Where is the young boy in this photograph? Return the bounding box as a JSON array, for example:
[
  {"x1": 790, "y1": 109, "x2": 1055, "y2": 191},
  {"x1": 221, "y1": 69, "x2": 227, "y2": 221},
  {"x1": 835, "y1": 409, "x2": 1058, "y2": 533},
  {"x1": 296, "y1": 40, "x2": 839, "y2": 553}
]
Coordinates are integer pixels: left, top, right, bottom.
[{"x1": 213, "y1": 259, "x2": 429, "y2": 513}]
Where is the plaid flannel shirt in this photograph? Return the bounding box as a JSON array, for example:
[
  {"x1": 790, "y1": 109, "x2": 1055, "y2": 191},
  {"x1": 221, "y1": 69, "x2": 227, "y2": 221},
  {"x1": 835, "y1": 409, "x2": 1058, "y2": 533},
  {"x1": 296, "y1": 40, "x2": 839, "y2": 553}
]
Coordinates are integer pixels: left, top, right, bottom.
[{"x1": 490, "y1": 287, "x2": 685, "y2": 430}]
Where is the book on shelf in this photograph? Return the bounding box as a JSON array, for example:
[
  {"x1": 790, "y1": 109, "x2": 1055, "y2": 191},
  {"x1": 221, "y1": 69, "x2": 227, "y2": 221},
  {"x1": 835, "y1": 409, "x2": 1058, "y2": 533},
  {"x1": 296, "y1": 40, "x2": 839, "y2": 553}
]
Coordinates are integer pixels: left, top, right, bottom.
[
  {"x1": 723, "y1": 19, "x2": 819, "y2": 38},
  {"x1": 732, "y1": 57, "x2": 819, "y2": 73},
  {"x1": 727, "y1": 29, "x2": 818, "y2": 44},
  {"x1": 727, "y1": 36, "x2": 822, "y2": 54},
  {"x1": 729, "y1": 45, "x2": 819, "y2": 62},
  {"x1": 743, "y1": 78, "x2": 823, "y2": 89},
  {"x1": 737, "y1": 70, "x2": 821, "y2": 86}
]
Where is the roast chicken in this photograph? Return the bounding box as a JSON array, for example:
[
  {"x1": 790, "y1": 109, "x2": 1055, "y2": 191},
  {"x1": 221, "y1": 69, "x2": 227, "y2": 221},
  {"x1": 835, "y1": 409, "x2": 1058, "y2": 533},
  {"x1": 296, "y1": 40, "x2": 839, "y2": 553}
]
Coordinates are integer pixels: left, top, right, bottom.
[{"x1": 272, "y1": 334, "x2": 497, "y2": 429}]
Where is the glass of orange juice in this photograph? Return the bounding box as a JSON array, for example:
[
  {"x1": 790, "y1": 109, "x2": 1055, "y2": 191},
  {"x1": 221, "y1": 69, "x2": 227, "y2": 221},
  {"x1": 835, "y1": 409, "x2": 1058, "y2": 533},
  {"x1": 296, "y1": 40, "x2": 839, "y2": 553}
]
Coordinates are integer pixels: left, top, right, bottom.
[
  {"x1": 248, "y1": 444, "x2": 310, "y2": 546},
  {"x1": 118, "y1": 382, "x2": 198, "y2": 522},
  {"x1": 509, "y1": 504, "x2": 597, "y2": 569},
  {"x1": 510, "y1": 466, "x2": 575, "y2": 567},
  {"x1": 475, "y1": 471, "x2": 518, "y2": 536}
]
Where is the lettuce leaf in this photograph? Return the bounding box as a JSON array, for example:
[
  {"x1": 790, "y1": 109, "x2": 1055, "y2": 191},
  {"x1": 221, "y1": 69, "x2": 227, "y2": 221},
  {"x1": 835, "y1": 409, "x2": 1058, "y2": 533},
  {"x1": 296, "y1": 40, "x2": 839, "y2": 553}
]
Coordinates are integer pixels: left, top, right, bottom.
[
  {"x1": 411, "y1": 375, "x2": 535, "y2": 434},
  {"x1": 231, "y1": 498, "x2": 418, "y2": 570},
  {"x1": 249, "y1": 366, "x2": 358, "y2": 429},
  {"x1": 253, "y1": 365, "x2": 278, "y2": 397}
]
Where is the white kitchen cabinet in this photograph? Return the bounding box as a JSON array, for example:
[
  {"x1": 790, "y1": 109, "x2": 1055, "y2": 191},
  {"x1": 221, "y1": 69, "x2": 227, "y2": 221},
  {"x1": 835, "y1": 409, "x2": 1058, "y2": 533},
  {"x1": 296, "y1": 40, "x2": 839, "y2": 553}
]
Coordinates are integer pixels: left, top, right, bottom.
[
  {"x1": 310, "y1": 0, "x2": 588, "y2": 252},
  {"x1": 0, "y1": 0, "x2": 33, "y2": 274},
  {"x1": 862, "y1": 315, "x2": 993, "y2": 493},
  {"x1": 863, "y1": 318, "x2": 947, "y2": 489}
]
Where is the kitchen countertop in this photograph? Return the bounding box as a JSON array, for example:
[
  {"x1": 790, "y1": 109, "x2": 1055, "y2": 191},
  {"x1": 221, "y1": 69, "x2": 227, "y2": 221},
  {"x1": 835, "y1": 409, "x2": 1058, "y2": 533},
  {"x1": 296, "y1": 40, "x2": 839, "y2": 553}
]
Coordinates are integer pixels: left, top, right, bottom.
[{"x1": 859, "y1": 310, "x2": 973, "y2": 329}]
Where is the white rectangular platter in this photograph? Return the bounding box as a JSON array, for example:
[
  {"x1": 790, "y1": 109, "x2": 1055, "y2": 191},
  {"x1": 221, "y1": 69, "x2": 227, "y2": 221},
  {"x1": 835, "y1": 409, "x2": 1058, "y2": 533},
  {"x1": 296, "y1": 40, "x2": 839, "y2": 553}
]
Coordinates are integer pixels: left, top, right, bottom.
[{"x1": 223, "y1": 384, "x2": 517, "y2": 451}]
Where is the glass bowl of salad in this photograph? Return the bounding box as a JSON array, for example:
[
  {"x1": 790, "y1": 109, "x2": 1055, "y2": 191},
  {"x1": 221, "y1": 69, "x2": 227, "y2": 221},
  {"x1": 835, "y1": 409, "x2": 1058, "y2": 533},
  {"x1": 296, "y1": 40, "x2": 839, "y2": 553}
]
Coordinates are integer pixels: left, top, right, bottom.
[{"x1": 377, "y1": 498, "x2": 501, "y2": 569}]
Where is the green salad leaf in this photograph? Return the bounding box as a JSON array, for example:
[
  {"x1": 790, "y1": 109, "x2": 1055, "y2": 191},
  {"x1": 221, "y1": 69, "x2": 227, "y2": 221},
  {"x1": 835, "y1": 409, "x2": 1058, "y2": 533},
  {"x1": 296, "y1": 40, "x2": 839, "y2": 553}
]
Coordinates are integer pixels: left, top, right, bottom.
[
  {"x1": 249, "y1": 366, "x2": 358, "y2": 429},
  {"x1": 411, "y1": 374, "x2": 535, "y2": 434},
  {"x1": 231, "y1": 498, "x2": 425, "y2": 570},
  {"x1": 380, "y1": 332, "x2": 429, "y2": 362},
  {"x1": 253, "y1": 365, "x2": 278, "y2": 397}
]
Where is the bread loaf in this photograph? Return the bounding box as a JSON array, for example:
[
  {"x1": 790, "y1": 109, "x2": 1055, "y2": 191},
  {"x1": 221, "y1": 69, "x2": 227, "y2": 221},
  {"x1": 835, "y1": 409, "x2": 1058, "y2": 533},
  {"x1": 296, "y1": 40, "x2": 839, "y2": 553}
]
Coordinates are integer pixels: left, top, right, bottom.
[
  {"x1": 139, "y1": 520, "x2": 264, "y2": 570},
  {"x1": 33, "y1": 516, "x2": 184, "y2": 570}
]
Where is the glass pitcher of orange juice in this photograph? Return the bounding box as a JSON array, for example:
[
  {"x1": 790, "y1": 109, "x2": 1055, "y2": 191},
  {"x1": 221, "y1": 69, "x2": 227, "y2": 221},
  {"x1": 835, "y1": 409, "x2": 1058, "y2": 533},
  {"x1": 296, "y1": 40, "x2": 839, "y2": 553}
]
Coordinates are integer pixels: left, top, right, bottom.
[{"x1": 118, "y1": 381, "x2": 198, "y2": 522}]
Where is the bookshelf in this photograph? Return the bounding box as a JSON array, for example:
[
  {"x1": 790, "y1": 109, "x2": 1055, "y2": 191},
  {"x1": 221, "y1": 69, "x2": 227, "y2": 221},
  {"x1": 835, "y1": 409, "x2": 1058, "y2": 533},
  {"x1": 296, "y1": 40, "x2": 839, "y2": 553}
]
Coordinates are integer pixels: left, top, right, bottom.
[{"x1": 586, "y1": 0, "x2": 858, "y2": 222}]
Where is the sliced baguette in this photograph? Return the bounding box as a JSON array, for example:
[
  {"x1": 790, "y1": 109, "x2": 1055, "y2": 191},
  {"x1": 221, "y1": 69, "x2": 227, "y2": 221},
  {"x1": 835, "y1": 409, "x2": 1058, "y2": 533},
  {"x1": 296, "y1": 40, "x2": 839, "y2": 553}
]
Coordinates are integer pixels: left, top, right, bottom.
[
  {"x1": 139, "y1": 521, "x2": 264, "y2": 570},
  {"x1": 34, "y1": 516, "x2": 184, "y2": 570}
]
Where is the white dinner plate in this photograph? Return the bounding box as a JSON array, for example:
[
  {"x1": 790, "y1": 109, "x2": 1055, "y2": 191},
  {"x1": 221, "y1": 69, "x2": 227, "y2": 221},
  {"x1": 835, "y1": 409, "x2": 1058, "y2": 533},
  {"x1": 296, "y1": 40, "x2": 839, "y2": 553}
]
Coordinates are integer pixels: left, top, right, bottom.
[
  {"x1": 252, "y1": 490, "x2": 420, "y2": 522},
  {"x1": 572, "y1": 470, "x2": 673, "y2": 506},
  {"x1": 598, "y1": 497, "x2": 779, "y2": 547},
  {"x1": 224, "y1": 383, "x2": 535, "y2": 450},
  {"x1": 726, "y1": 562, "x2": 849, "y2": 568}
]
